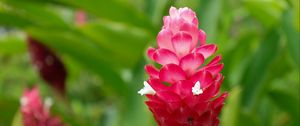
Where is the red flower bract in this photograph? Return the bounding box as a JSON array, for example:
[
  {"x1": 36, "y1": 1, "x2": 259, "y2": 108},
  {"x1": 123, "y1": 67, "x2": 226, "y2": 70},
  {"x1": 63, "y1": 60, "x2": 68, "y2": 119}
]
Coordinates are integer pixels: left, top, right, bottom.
[
  {"x1": 20, "y1": 87, "x2": 64, "y2": 126},
  {"x1": 139, "y1": 7, "x2": 228, "y2": 126}
]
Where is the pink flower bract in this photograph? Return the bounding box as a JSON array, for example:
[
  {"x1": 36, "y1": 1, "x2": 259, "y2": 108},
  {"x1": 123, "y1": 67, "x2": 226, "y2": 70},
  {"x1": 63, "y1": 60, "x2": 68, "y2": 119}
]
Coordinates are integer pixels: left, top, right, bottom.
[
  {"x1": 21, "y1": 87, "x2": 64, "y2": 126},
  {"x1": 139, "y1": 7, "x2": 228, "y2": 126}
]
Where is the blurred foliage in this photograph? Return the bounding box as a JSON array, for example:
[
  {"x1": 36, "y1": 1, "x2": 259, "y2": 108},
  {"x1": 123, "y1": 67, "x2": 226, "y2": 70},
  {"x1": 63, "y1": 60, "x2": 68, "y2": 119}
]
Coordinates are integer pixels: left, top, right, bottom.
[{"x1": 0, "y1": 0, "x2": 299, "y2": 126}]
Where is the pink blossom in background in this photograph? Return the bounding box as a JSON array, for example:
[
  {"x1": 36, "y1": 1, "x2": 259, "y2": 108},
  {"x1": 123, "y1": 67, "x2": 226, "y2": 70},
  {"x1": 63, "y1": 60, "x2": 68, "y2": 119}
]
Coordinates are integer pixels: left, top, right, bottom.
[
  {"x1": 139, "y1": 7, "x2": 228, "y2": 126},
  {"x1": 21, "y1": 87, "x2": 64, "y2": 126},
  {"x1": 75, "y1": 10, "x2": 86, "y2": 25}
]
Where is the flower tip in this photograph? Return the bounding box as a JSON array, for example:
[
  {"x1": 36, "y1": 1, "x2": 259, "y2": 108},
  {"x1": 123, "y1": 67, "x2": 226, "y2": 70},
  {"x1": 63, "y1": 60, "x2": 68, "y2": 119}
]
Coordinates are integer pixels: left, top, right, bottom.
[
  {"x1": 170, "y1": 6, "x2": 177, "y2": 11},
  {"x1": 169, "y1": 6, "x2": 178, "y2": 16},
  {"x1": 147, "y1": 47, "x2": 156, "y2": 60},
  {"x1": 199, "y1": 29, "x2": 207, "y2": 45}
]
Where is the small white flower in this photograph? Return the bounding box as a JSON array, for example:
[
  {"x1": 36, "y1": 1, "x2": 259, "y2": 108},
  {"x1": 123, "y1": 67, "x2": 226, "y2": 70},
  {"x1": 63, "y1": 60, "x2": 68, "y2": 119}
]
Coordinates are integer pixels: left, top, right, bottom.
[
  {"x1": 20, "y1": 97, "x2": 28, "y2": 106},
  {"x1": 138, "y1": 81, "x2": 156, "y2": 95},
  {"x1": 44, "y1": 97, "x2": 53, "y2": 109},
  {"x1": 192, "y1": 81, "x2": 203, "y2": 95}
]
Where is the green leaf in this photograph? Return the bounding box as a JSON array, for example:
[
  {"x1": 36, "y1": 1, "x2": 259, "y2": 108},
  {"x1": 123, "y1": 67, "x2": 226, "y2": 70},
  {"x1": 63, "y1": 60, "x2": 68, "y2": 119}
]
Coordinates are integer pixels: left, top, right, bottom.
[
  {"x1": 282, "y1": 9, "x2": 300, "y2": 68},
  {"x1": 79, "y1": 21, "x2": 152, "y2": 68},
  {"x1": 258, "y1": 96, "x2": 274, "y2": 126},
  {"x1": 244, "y1": 0, "x2": 287, "y2": 28},
  {"x1": 56, "y1": 0, "x2": 154, "y2": 31},
  {"x1": 1, "y1": 0, "x2": 68, "y2": 28},
  {"x1": 241, "y1": 29, "x2": 280, "y2": 108},
  {"x1": 222, "y1": 30, "x2": 259, "y2": 88},
  {"x1": 291, "y1": 0, "x2": 300, "y2": 31},
  {"x1": 267, "y1": 74, "x2": 300, "y2": 126},
  {"x1": 197, "y1": 0, "x2": 223, "y2": 43},
  {"x1": 11, "y1": 110, "x2": 22, "y2": 126},
  {"x1": 268, "y1": 90, "x2": 299, "y2": 121},
  {"x1": 221, "y1": 86, "x2": 242, "y2": 126},
  {"x1": 0, "y1": 98, "x2": 19, "y2": 126},
  {"x1": 0, "y1": 12, "x2": 33, "y2": 28},
  {"x1": 0, "y1": 35, "x2": 27, "y2": 55},
  {"x1": 237, "y1": 110, "x2": 260, "y2": 126}
]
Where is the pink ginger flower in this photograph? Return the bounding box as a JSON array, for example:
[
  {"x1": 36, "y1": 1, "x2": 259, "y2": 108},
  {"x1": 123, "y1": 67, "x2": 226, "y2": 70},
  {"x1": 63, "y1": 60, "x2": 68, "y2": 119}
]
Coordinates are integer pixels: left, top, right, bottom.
[
  {"x1": 138, "y1": 7, "x2": 228, "y2": 126},
  {"x1": 20, "y1": 87, "x2": 64, "y2": 126}
]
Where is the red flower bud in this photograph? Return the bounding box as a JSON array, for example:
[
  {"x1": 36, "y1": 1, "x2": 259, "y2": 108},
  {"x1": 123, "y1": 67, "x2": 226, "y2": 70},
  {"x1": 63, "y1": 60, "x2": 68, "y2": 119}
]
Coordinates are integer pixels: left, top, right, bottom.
[{"x1": 27, "y1": 36, "x2": 67, "y2": 95}]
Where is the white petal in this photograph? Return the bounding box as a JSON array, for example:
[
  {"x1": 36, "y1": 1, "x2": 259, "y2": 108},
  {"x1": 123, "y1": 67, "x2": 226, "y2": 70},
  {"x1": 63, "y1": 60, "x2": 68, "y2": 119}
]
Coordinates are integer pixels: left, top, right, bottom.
[
  {"x1": 138, "y1": 81, "x2": 156, "y2": 95},
  {"x1": 192, "y1": 81, "x2": 203, "y2": 95}
]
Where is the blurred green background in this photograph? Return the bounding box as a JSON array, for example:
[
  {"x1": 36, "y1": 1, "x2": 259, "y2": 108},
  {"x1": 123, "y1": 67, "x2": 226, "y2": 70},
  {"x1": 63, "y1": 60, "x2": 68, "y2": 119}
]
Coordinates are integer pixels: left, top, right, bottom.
[{"x1": 0, "y1": 0, "x2": 299, "y2": 126}]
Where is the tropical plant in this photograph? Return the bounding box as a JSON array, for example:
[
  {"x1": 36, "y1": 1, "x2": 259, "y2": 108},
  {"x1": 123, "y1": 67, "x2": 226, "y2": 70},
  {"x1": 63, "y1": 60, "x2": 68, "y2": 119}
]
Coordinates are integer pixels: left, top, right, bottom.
[{"x1": 0, "y1": 0, "x2": 299, "y2": 126}]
